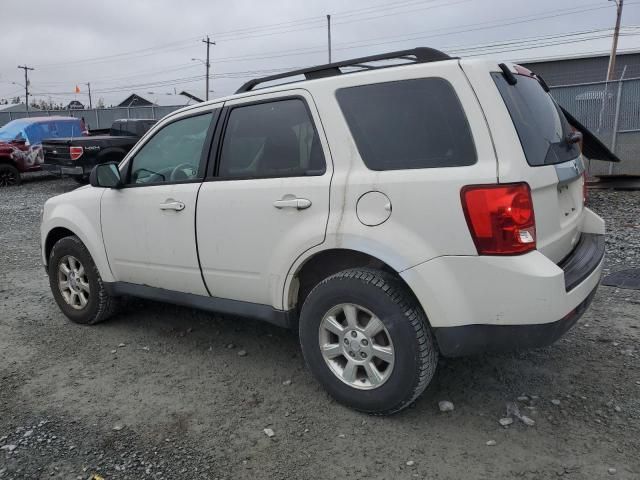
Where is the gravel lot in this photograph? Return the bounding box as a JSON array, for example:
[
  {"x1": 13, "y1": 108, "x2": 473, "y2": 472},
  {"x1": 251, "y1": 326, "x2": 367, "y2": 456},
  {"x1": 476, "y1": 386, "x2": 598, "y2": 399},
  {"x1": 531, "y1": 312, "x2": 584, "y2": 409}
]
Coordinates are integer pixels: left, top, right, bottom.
[{"x1": 1, "y1": 174, "x2": 639, "y2": 480}]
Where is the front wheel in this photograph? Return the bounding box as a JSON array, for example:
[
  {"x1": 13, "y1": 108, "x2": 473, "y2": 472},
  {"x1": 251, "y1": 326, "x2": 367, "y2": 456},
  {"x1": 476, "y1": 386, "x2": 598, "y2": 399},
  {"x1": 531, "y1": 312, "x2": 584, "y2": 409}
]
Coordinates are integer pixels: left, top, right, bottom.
[
  {"x1": 48, "y1": 235, "x2": 118, "y2": 325},
  {"x1": 299, "y1": 268, "x2": 438, "y2": 415}
]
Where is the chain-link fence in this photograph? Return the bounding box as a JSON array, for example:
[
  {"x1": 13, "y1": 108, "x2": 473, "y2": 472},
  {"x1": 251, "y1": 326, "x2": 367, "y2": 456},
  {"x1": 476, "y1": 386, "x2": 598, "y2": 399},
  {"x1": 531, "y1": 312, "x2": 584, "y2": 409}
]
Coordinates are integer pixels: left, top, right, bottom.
[
  {"x1": 550, "y1": 78, "x2": 640, "y2": 176},
  {"x1": 0, "y1": 105, "x2": 183, "y2": 131}
]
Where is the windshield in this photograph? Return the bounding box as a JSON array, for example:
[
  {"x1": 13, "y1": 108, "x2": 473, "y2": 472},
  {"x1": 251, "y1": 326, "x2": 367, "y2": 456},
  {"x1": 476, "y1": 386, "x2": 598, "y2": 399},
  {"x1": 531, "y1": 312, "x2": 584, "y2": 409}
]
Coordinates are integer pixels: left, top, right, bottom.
[{"x1": 493, "y1": 73, "x2": 580, "y2": 166}]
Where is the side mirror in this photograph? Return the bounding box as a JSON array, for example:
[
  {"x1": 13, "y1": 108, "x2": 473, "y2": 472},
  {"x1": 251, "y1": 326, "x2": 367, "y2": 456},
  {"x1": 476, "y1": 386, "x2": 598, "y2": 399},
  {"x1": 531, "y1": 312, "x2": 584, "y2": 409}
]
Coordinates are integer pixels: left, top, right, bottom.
[{"x1": 90, "y1": 163, "x2": 122, "y2": 188}]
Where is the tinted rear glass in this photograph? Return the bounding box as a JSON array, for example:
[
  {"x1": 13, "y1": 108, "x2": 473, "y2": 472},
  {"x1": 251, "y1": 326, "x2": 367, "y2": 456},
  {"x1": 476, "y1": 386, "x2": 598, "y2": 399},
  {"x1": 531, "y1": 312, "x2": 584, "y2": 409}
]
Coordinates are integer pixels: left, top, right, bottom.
[
  {"x1": 492, "y1": 73, "x2": 579, "y2": 166},
  {"x1": 336, "y1": 78, "x2": 476, "y2": 171}
]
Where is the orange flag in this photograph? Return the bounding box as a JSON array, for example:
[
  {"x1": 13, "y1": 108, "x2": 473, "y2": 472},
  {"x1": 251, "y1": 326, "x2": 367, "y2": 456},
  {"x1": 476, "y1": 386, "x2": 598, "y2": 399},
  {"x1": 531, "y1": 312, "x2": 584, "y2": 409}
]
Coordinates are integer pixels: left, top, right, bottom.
[{"x1": 75, "y1": 85, "x2": 80, "y2": 93}]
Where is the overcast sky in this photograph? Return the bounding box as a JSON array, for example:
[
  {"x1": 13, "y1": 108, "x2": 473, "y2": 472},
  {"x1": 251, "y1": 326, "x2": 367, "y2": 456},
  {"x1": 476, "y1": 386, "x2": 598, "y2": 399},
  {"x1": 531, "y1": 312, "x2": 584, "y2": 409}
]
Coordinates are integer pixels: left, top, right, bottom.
[{"x1": 1, "y1": 0, "x2": 639, "y2": 107}]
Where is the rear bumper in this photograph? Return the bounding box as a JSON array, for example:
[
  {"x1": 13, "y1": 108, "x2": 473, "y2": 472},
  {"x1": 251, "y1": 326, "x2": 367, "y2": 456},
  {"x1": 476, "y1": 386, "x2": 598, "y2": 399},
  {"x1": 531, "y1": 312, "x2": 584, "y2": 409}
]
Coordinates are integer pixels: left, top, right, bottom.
[
  {"x1": 42, "y1": 164, "x2": 86, "y2": 176},
  {"x1": 432, "y1": 283, "x2": 598, "y2": 356},
  {"x1": 401, "y1": 232, "x2": 605, "y2": 357}
]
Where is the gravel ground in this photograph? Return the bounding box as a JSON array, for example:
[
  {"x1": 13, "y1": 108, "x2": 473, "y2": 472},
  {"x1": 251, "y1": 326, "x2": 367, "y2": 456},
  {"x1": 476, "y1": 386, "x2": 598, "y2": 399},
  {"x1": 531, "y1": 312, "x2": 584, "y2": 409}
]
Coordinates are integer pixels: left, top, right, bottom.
[{"x1": 0, "y1": 174, "x2": 639, "y2": 480}]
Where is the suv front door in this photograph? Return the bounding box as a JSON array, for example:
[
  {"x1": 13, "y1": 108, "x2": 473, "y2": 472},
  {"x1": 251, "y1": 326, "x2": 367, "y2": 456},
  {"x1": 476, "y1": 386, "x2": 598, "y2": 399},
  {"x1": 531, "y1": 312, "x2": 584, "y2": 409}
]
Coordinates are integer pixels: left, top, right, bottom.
[
  {"x1": 100, "y1": 109, "x2": 217, "y2": 294},
  {"x1": 197, "y1": 91, "x2": 332, "y2": 309}
]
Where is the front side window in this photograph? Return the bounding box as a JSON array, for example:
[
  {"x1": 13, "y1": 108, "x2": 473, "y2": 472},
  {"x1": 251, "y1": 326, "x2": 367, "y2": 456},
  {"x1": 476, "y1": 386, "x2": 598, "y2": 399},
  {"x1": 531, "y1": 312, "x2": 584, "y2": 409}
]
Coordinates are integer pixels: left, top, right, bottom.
[
  {"x1": 336, "y1": 78, "x2": 476, "y2": 171},
  {"x1": 492, "y1": 73, "x2": 579, "y2": 166},
  {"x1": 218, "y1": 99, "x2": 326, "y2": 179},
  {"x1": 129, "y1": 113, "x2": 212, "y2": 185}
]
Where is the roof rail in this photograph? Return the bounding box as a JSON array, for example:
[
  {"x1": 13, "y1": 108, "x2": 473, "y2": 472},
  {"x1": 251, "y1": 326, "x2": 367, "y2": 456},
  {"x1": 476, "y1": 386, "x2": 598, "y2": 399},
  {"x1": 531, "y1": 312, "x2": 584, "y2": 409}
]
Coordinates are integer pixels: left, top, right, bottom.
[{"x1": 235, "y1": 47, "x2": 453, "y2": 94}]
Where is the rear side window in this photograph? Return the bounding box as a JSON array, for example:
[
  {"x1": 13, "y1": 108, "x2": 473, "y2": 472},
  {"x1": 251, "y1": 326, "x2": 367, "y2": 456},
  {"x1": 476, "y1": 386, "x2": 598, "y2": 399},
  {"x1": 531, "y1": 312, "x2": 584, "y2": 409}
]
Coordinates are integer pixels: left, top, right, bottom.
[
  {"x1": 492, "y1": 73, "x2": 579, "y2": 166},
  {"x1": 336, "y1": 78, "x2": 476, "y2": 171},
  {"x1": 218, "y1": 98, "x2": 326, "y2": 179}
]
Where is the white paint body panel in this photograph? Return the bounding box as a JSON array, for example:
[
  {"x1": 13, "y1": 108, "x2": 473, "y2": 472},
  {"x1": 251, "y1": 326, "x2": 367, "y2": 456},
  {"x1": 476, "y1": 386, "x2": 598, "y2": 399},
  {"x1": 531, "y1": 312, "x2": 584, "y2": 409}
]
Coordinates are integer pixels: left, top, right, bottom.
[
  {"x1": 100, "y1": 183, "x2": 207, "y2": 295},
  {"x1": 402, "y1": 238, "x2": 603, "y2": 329},
  {"x1": 41, "y1": 186, "x2": 115, "y2": 282},
  {"x1": 460, "y1": 59, "x2": 593, "y2": 263},
  {"x1": 196, "y1": 90, "x2": 332, "y2": 308},
  {"x1": 41, "y1": 57, "x2": 605, "y2": 332}
]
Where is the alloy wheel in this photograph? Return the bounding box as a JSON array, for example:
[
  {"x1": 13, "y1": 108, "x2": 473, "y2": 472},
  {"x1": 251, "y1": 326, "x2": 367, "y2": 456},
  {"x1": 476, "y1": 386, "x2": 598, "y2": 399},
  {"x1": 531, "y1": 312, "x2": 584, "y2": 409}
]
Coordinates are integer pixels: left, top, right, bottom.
[
  {"x1": 57, "y1": 255, "x2": 90, "y2": 310},
  {"x1": 318, "y1": 303, "x2": 395, "y2": 390}
]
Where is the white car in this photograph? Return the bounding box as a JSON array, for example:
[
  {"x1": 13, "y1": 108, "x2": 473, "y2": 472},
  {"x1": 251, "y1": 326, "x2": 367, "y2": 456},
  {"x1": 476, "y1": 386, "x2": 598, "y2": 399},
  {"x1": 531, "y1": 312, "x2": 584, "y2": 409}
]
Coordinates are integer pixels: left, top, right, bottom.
[{"x1": 41, "y1": 48, "x2": 610, "y2": 414}]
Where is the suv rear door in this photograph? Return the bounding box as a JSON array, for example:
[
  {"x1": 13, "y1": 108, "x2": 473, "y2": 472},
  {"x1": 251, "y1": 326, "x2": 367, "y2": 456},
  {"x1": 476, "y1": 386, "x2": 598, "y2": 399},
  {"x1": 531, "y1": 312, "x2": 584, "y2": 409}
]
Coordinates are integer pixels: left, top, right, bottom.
[
  {"x1": 462, "y1": 60, "x2": 589, "y2": 263},
  {"x1": 196, "y1": 90, "x2": 332, "y2": 309}
]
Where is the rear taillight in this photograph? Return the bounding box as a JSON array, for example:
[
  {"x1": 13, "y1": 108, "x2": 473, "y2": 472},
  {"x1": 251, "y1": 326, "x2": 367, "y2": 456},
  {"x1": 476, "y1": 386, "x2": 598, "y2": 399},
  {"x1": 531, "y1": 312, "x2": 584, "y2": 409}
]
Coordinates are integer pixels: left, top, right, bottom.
[
  {"x1": 461, "y1": 183, "x2": 536, "y2": 255},
  {"x1": 69, "y1": 146, "x2": 83, "y2": 161}
]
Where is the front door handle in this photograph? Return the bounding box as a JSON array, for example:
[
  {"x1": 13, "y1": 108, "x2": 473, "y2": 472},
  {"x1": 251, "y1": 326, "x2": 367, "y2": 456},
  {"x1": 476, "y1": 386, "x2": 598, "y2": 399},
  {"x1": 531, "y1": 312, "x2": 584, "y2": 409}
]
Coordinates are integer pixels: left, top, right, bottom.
[
  {"x1": 159, "y1": 199, "x2": 185, "y2": 211},
  {"x1": 273, "y1": 197, "x2": 312, "y2": 210}
]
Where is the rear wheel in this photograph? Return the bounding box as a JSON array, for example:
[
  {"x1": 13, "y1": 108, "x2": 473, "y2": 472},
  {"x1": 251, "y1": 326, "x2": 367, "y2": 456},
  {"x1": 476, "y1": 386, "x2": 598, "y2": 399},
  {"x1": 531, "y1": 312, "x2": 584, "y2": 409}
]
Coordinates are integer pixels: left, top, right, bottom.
[
  {"x1": 0, "y1": 164, "x2": 21, "y2": 187},
  {"x1": 299, "y1": 268, "x2": 438, "y2": 415},
  {"x1": 48, "y1": 235, "x2": 118, "y2": 325}
]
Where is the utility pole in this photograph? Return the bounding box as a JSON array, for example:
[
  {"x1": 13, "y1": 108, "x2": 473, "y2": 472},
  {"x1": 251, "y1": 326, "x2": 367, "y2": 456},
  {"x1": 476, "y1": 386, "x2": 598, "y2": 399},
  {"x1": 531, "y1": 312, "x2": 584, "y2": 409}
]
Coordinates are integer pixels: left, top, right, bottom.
[
  {"x1": 327, "y1": 15, "x2": 332, "y2": 63},
  {"x1": 86, "y1": 82, "x2": 93, "y2": 109},
  {"x1": 202, "y1": 36, "x2": 215, "y2": 101},
  {"x1": 607, "y1": 0, "x2": 624, "y2": 81},
  {"x1": 17, "y1": 65, "x2": 34, "y2": 112}
]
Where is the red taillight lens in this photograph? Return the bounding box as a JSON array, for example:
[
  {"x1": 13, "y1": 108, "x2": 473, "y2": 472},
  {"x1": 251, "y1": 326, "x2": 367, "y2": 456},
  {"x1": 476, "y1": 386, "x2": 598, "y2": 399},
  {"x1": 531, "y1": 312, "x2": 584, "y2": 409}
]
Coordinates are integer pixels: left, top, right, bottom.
[
  {"x1": 69, "y1": 146, "x2": 83, "y2": 160},
  {"x1": 461, "y1": 183, "x2": 536, "y2": 255}
]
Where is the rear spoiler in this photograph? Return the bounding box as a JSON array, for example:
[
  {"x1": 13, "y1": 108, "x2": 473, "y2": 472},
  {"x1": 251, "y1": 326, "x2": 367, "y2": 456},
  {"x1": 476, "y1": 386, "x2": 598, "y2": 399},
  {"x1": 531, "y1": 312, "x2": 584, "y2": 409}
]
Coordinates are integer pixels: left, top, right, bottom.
[{"x1": 559, "y1": 106, "x2": 620, "y2": 163}]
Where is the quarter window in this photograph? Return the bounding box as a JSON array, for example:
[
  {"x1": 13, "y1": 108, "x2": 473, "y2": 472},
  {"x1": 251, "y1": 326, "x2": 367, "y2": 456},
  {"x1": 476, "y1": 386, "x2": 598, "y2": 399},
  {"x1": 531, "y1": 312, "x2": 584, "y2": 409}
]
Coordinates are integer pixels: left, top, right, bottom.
[
  {"x1": 336, "y1": 78, "x2": 476, "y2": 170},
  {"x1": 218, "y1": 99, "x2": 326, "y2": 179},
  {"x1": 129, "y1": 113, "x2": 212, "y2": 185}
]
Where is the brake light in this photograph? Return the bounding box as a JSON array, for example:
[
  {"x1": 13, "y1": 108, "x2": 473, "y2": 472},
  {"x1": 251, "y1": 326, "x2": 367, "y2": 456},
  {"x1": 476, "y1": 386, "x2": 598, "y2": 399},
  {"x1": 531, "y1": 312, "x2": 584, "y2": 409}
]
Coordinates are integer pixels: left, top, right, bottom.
[
  {"x1": 69, "y1": 146, "x2": 83, "y2": 160},
  {"x1": 461, "y1": 183, "x2": 536, "y2": 255}
]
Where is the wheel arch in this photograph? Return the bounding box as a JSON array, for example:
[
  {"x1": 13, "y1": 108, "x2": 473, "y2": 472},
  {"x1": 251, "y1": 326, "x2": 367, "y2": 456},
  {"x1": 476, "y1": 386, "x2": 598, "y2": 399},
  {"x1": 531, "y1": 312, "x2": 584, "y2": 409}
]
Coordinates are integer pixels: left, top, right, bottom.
[
  {"x1": 285, "y1": 248, "x2": 418, "y2": 315},
  {"x1": 42, "y1": 195, "x2": 114, "y2": 283},
  {"x1": 44, "y1": 226, "x2": 76, "y2": 266}
]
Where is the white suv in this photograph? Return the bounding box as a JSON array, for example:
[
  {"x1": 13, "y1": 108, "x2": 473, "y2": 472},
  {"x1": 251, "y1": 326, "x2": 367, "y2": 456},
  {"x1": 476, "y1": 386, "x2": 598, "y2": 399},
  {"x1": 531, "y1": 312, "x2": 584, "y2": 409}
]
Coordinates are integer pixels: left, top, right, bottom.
[{"x1": 41, "y1": 48, "x2": 610, "y2": 414}]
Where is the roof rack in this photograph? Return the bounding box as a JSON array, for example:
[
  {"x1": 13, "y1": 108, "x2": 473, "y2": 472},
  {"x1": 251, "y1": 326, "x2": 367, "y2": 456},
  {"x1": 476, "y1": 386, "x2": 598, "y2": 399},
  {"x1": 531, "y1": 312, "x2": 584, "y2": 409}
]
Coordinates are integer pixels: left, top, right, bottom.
[{"x1": 235, "y1": 47, "x2": 453, "y2": 94}]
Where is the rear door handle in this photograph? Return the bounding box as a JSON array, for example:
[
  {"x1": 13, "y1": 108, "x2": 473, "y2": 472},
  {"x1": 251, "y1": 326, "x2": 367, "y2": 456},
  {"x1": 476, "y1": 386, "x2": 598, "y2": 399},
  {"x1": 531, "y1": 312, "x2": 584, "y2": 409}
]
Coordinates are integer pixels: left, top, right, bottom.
[
  {"x1": 273, "y1": 197, "x2": 312, "y2": 210},
  {"x1": 159, "y1": 199, "x2": 185, "y2": 211}
]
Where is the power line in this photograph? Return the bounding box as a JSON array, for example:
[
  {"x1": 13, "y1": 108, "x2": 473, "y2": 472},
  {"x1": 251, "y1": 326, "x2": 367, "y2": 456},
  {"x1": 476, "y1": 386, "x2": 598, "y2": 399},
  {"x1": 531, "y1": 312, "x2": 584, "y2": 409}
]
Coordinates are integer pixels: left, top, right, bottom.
[
  {"x1": 32, "y1": 0, "x2": 466, "y2": 70},
  {"x1": 201, "y1": 2, "x2": 634, "y2": 66},
  {"x1": 24, "y1": 27, "x2": 640, "y2": 98}
]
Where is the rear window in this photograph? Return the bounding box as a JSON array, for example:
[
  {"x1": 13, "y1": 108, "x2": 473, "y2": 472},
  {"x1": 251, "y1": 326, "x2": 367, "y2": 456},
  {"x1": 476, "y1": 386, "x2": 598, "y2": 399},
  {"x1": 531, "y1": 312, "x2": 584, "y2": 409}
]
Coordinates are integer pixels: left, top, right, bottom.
[
  {"x1": 336, "y1": 78, "x2": 476, "y2": 171},
  {"x1": 492, "y1": 73, "x2": 580, "y2": 166}
]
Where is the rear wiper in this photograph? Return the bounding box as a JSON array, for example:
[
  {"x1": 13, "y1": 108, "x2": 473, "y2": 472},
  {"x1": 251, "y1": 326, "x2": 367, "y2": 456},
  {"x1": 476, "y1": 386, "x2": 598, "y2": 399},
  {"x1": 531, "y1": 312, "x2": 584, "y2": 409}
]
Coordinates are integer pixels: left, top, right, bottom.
[{"x1": 498, "y1": 63, "x2": 517, "y2": 85}]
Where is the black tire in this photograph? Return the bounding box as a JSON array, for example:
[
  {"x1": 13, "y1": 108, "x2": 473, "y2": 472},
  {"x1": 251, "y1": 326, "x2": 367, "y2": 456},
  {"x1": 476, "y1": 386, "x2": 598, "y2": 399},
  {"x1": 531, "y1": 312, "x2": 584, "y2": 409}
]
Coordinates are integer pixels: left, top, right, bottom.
[
  {"x1": 299, "y1": 268, "x2": 438, "y2": 415},
  {"x1": 0, "y1": 164, "x2": 21, "y2": 187},
  {"x1": 48, "y1": 235, "x2": 118, "y2": 325}
]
